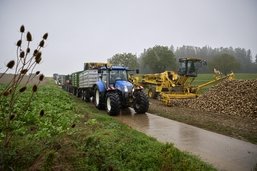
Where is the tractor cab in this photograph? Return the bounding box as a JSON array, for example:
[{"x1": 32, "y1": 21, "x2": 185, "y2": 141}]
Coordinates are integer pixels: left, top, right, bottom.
[
  {"x1": 99, "y1": 66, "x2": 129, "y2": 86},
  {"x1": 178, "y1": 58, "x2": 205, "y2": 77}
]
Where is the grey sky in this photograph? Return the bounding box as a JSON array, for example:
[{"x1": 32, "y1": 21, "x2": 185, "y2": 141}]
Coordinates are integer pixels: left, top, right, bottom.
[{"x1": 1, "y1": 0, "x2": 257, "y2": 76}]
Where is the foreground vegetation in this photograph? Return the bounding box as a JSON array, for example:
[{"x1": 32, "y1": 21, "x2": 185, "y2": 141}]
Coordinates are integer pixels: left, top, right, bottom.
[{"x1": 0, "y1": 82, "x2": 215, "y2": 170}]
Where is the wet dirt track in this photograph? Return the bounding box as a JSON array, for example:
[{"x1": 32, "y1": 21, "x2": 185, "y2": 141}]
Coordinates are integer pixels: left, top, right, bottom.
[{"x1": 115, "y1": 108, "x2": 257, "y2": 171}]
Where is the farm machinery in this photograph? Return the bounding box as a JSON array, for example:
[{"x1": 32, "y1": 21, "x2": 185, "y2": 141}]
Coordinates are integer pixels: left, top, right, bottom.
[
  {"x1": 61, "y1": 63, "x2": 149, "y2": 116},
  {"x1": 130, "y1": 58, "x2": 235, "y2": 106}
]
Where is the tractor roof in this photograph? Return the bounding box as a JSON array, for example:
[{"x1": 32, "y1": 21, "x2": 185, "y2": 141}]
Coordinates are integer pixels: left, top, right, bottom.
[{"x1": 100, "y1": 66, "x2": 129, "y2": 70}]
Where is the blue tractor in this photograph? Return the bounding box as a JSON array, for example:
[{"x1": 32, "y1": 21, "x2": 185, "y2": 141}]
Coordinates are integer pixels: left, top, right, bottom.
[{"x1": 94, "y1": 66, "x2": 149, "y2": 116}]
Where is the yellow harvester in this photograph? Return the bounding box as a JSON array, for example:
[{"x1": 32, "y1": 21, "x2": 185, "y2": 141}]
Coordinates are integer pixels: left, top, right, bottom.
[{"x1": 130, "y1": 58, "x2": 235, "y2": 106}]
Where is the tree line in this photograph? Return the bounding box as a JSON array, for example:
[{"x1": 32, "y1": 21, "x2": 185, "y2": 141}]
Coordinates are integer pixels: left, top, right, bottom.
[{"x1": 107, "y1": 45, "x2": 257, "y2": 74}]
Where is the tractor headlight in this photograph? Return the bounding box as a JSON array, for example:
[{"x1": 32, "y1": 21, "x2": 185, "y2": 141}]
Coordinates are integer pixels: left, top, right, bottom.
[{"x1": 124, "y1": 86, "x2": 128, "y2": 92}]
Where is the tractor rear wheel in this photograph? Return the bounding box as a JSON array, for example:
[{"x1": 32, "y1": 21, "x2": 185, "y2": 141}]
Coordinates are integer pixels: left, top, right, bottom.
[
  {"x1": 133, "y1": 91, "x2": 149, "y2": 114},
  {"x1": 106, "y1": 92, "x2": 120, "y2": 116}
]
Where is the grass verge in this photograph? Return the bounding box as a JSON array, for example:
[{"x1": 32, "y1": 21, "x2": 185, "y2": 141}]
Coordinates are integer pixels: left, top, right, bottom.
[{"x1": 0, "y1": 83, "x2": 216, "y2": 170}]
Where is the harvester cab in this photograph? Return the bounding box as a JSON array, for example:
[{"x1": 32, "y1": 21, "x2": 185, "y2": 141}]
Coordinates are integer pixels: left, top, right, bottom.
[
  {"x1": 174, "y1": 58, "x2": 206, "y2": 93},
  {"x1": 178, "y1": 58, "x2": 206, "y2": 77}
]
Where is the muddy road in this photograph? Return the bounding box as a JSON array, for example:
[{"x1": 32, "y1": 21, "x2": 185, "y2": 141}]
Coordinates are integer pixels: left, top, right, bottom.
[{"x1": 115, "y1": 108, "x2": 257, "y2": 171}]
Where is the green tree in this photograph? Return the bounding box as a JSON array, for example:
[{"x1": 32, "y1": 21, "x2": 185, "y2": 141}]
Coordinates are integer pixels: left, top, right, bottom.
[
  {"x1": 140, "y1": 45, "x2": 176, "y2": 73},
  {"x1": 107, "y1": 53, "x2": 138, "y2": 69},
  {"x1": 209, "y1": 53, "x2": 240, "y2": 74}
]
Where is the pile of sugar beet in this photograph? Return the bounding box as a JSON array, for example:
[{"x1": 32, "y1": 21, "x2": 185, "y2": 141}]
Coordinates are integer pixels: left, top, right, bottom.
[{"x1": 169, "y1": 79, "x2": 257, "y2": 119}]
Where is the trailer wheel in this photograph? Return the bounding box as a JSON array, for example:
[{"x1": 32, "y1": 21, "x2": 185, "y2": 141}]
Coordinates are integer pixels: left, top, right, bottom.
[
  {"x1": 81, "y1": 90, "x2": 85, "y2": 101},
  {"x1": 94, "y1": 88, "x2": 105, "y2": 110},
  {"x1": 84, "y1": 90, "x2": 91, "y2": 102},
  {"x1": 133, "y1": 91, "x2": 149, "y2": 114},
  {"x1": 106, "y1": 92, "x2": 120, "y2": 116}
]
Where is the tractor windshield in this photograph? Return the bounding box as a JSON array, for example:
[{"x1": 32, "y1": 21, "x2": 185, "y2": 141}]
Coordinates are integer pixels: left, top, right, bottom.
[{"x1": 110, "y1": 70, "x2": 128, "y2": 83}]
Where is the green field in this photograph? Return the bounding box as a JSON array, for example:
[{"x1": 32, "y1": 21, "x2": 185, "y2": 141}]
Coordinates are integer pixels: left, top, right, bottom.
[{"x1": 0, "y1": 82, "x2": 216, "y2": 170}]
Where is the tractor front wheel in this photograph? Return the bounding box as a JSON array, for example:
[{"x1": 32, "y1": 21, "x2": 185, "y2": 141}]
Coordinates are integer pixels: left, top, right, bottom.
[
  {"x1": 94, "y1": 88, "x2": 105, "y2": 110},
  {"x1": 106, "y1": 92, "x2": 120, "y2": 116}
]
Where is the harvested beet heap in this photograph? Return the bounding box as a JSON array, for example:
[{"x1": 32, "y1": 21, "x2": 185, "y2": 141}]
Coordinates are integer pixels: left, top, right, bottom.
[{"x1": 188, "y1": 80, "x2": 257, "y2": 119}]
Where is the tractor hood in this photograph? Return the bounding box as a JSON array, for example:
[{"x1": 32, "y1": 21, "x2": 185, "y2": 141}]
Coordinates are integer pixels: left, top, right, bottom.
[{"x1": 115, "y1": 80, "x2": 133, "y2": 93}]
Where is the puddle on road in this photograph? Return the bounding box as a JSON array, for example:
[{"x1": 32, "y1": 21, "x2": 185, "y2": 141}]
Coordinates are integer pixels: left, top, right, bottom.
[{"x1": 115, "y1": 108, "x2": 257, "y2": 171}]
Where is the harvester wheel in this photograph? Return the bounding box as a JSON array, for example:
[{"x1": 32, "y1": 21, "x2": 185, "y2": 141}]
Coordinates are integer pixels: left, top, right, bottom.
[
  {"x1": 106, "y1": 92, "x2": 120, "y2": 116},
  {"x1": 148, "y1": 88, "x2": 157, "y2": 99},
  {"x1": 133, "y1": 91, "x2": 149, "y2": 114},
  {"x1": 94, "y1": 88, "x2": 105, "y2": 110}
]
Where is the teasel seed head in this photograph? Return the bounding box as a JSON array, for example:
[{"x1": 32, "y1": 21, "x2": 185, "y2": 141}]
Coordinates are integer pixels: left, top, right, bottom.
[
  {"x1": 39, "y1": 40, "x2": 45, "y2": 48},
  {"x1": 35, "y1": 57, "x2": 42, "y2": 64},
  {"x1": 10, "y1": 114, "x2": 15, "y2": 121},
  {"x1": 7, "y1": 60, "x2": 15, "y2": 69},
  {"x1": 20, "y1": 51, "x2": 25, "y2": 58},
  {"x1": 20, "y1": 25, "x2": 25, "y2": 33},
  {"x1": 36, "y1": 71, "x2": 40, "y2": 75},
  {"x1": 39, "y1": 74, "x2": 44, "y2": 81},
  {"x1": 20, "y1": 69, "x2": 28, "y2": 74},
  {"x1": 35, "y1": 52, "x2": 42, "y2": 64},
  {"x1": 43, "y1": 33, "x2": 48, "y2": 40},
  {"x1": 26, "y1": 32, "x2": 32, "y2": 42},
  {"x1": 26, "y1": 47, "x2": 30, "y2": 53},
  {"x1": 33, "y1": 49, "x2": 39, "y2": 56},
  {"x1": 16, "y1": 40, "x2": 22, "y2": 47},
  {"x1": 3, "y1": 90, "x2": 10, "y2": 96},
  {"x1": 19, "y1": 86, "x2": 27, "y2": 93},
  {"x1": 32, "y1": 85, "x2": 37, "y2": 92},
  {"x1": 39, "y1": 109, "x2": 44, "y2": 117}
]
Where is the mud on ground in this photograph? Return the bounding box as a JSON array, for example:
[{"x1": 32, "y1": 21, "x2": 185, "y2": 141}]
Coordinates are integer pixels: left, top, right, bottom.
[{"x1": 149, "y1": 99, "x2": 257, "y2": 144}]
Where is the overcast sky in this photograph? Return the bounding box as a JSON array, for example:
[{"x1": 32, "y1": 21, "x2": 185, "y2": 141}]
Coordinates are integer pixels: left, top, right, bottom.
[{"x1": 0, "y1": 0, "x2": 256, "y2": 76}]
